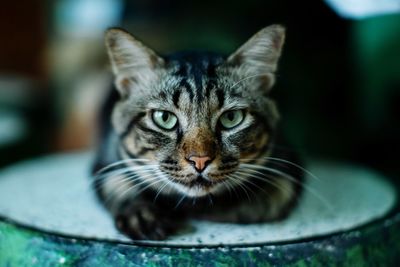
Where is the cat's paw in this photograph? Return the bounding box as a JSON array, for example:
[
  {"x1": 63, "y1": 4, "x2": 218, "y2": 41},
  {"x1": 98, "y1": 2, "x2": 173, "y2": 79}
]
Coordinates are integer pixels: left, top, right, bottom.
[{"x1": 115, "y1": 204, "x2": 181, "y2": 240}]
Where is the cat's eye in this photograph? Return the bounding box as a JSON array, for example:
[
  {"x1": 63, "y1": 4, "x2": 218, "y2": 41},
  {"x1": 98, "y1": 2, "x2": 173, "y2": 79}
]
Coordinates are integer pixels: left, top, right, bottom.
[
  {"x1": 152, "y1": 110, "x2": 178, "y2": 130},
  {"x1": 219, "y1": 110, "x2": 245, "y2": 129}
]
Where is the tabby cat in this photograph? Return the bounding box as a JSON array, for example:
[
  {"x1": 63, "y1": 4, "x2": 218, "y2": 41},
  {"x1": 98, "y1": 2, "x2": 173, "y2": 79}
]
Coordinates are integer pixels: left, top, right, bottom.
[{"x1": 92, "y1": 25, "x2": 303, "y2": 240}]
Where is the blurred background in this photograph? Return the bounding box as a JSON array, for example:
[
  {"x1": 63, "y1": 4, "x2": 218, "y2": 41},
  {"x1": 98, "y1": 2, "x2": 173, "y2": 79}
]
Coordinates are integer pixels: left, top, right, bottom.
[{"x1": 0, "y1": 0, "x2": 399, "y2": 183}]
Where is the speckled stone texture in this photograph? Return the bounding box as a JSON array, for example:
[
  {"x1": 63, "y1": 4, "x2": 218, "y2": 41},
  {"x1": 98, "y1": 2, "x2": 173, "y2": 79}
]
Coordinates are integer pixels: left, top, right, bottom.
[{"x1": 0, "y1": 152, "x2": 398, "y2": 266}]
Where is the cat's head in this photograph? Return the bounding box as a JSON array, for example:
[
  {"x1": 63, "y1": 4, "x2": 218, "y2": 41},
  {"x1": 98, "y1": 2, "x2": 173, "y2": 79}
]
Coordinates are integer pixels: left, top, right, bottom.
[{"x1": 105, "y1": 25, "x2": 285, "y2": 197}]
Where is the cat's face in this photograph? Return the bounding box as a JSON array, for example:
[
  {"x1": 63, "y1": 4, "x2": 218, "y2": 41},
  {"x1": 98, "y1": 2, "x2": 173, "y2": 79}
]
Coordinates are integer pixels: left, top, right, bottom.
[{"x1": 105, "y1": 26, "x2": 285, "y2": 197}]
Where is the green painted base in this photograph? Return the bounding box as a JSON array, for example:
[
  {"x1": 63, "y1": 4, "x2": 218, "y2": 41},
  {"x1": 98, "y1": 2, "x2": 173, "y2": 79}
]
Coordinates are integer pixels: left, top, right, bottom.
[{"x1": 1, "y1": 213, "x2": 399, "y2": 266}]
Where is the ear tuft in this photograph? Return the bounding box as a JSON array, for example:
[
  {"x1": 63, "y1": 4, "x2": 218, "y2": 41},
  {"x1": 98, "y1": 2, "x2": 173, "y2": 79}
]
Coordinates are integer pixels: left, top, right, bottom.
[
  {"x1": 227, "y1": 25, "x2": 286, "y2": 91},
  {"x1": 263, "y1": 25, "x2": 285, "y2": 51},
  {"x1": 104, "y1": 28, "x2": 164, "y2": 96}
]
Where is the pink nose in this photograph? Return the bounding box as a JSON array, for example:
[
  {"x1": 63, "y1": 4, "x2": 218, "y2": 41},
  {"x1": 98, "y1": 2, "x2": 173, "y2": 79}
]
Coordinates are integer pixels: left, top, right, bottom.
[{"x1": 187, "y1": 156, "x2": 212, "y2": 172}]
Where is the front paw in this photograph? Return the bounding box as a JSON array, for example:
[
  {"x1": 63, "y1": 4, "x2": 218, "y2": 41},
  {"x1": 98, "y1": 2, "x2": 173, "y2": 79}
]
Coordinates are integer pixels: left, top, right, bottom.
[{"x1": 115, "y1": 203, "x2": 180, "y2": 240}]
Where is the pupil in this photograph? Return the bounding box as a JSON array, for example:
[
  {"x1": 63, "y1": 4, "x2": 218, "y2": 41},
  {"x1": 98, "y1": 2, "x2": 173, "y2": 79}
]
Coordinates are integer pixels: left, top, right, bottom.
[
  {"x1": 162, "y1": 112, "x2": 169, "y2": 122},
  {"x1": 227, "y1": 112, "x2": 235, "y2": 121}
]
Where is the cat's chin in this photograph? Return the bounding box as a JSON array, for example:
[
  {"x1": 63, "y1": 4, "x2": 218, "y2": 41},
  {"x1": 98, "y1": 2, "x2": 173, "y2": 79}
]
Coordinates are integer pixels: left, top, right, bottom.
[
  {"x1": 170, "y1": 176, "x2": 226, "y2": 197},
  {"x1": 180, "y1": 186, "x2": 212, "y2": 197}
]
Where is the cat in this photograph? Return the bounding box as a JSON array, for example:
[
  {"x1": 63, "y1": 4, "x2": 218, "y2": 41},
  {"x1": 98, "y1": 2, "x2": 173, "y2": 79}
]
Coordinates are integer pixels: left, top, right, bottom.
[{"x1": 92, "y1": 25, "x2": 303, "y2": 240}]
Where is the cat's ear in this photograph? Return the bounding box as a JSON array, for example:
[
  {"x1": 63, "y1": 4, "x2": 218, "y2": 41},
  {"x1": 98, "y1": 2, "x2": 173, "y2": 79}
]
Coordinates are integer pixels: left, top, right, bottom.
[
  {"x1": 227, "y1": 25, "x2": 285, "y2": 91},
  {"x1": 105, "y1": 28, "x2": 164, "y2": 97}
]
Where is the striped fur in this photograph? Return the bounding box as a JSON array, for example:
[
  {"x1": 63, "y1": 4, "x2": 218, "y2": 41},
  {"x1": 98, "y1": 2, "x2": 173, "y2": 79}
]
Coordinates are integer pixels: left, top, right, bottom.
[{"x1": 92, "y1": 25, "x2": 303, "y2": 240}]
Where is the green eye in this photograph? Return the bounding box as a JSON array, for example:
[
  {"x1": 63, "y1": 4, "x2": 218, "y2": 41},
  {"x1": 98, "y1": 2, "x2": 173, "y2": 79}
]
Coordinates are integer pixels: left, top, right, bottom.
[
  {"x1": 219, "y1": 110, "x2": 245, "y2": 129},
  {"x1": 152, "y1": 110, "x2": 178, "y2": 130}
]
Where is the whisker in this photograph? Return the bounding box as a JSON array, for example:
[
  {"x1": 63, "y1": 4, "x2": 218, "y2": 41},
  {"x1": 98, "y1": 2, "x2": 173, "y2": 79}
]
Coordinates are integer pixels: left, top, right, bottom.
[
  {"x1": 88, "y1": 170, "x2": 142, "y2": 193},
  {"x1": 241, "y1": 164, "x2": 333, "y2": 211},
  {"x1": 94, "y1": 158, "x2": 151, "y2": 175},
  {"x1": 133, "y1": 172, "x2": 166, "y2": 196},
  {"x1": 174, "y1": 193, "x2": 187, "y2": 209},
  {"x1": 230, "y1": 173, "x2": 261, "y2": 200},
  {"x1": 224, "y1": 175, "x2": 241, "y2": 199},
  {"x1": 235, "y1": 169, "x2": 300, "y2": 205},
  {"x1": 234, "y1": 170, "x2": 276, "y2": 196},
  {"x1": 261, "y1": 157, "x2": 320, "y2": 181},
  {"x1": 153, "y1": 180, "x2": 171, "y2": 203},
  {"x1": 220, "y1": 179, "x2": 233, "y2": 198},
  {"x1": 103, "y1": 177, "x2": 153, "y2": 205},
  {"x1": 91, "y1": 165, "x2": 158, "y2": 190},
  {"x1": 96, "y1": 170, "x2": 154, "y2": 192},
  {"x1": 229, "y1": 73, "x2": 271, "y2": 91},
  {"x1": 232, "y1": 172, "x2": 276, "y2": 203},
  {"x1": 113, "y1": 177, "x2": 165, "y2": 206},
  {"x1": 103, "y1": 171, "x2": 161, "y2": 205},
  {"x1": 236, "y1": 169, "x2": 291, "y2": 195},
  {"x1": 207, "y1": 194, "x2": 214, "y2": 206},
  {"x1": 95, "y1": 164, "x2": 158, "y2": 179},
  {"x1": 228, "y1": 173, "x2": 252, "y2": 202},
  {"x1": 240, "y1": 156, "x2": 319, "y2": 181}
]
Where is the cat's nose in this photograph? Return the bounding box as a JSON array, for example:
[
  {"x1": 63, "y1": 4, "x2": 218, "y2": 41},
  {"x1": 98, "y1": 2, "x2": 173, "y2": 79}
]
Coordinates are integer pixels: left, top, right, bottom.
[{"x1": 186, "y1": 156, "x2": 212, "y2": 173}]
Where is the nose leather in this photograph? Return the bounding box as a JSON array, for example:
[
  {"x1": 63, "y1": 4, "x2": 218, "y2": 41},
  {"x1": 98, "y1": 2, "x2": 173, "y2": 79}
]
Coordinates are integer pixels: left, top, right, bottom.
[{"x1": 188, "y1": 156, "x2": 212, "y2": 172}]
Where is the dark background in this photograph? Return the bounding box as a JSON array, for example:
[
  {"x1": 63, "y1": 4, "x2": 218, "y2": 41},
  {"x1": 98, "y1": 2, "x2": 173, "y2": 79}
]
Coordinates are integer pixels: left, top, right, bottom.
[{"x1": 0, "y1": 0, "x2": 399, "y2": 183}]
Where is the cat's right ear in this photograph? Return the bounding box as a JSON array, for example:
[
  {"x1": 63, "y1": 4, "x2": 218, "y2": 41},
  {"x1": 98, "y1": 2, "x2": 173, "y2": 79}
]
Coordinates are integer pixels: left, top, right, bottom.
[{"x1": 105, "y1": 28, "x2": 164, "y2": 97}]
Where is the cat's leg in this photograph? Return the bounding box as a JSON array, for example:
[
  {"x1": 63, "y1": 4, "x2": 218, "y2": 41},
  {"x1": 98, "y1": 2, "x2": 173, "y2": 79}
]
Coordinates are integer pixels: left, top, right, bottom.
[
  {"x1": 114, "y1": 198, "x2": 183, "y2": 240},
  {"x1": 219, "y1": 139, "x2": 304, "y2": 223},
  {"x1": 236, "y1": 176, "x2": 301, "y2": 223},
  {"x1": 96, "y1": 173, "x2": 184, "y2": 240},
  {"x1": 196, "y1": 176, "x2": 301, "y2": 223}
]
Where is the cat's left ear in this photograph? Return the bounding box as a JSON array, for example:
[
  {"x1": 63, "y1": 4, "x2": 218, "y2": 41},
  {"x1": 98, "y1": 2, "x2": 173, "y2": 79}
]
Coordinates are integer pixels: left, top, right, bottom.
[
  {"x1": 105, "y1": 28, "x2": 165, "y2": 97},
  {"x1": 226, "y1": 25, "x2": 285, "y2": 91}
]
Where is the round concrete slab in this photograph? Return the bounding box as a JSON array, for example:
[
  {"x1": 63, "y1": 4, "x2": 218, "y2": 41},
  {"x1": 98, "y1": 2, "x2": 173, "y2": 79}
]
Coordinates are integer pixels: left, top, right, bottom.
[
  {"x1": 0, "y1": 152, "x2": 396, "y2": 246},
  {"x1": 0, "y1": 152, "x2": 398, "y2": 266}
]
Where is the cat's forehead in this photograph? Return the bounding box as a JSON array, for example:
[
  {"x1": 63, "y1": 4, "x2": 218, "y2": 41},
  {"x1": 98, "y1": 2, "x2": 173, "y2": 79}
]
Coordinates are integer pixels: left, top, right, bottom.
[
  {"x1": 142, "y1": 51, "x2": 257, "y2": 122},
  {"x1": 165, "y1": 51, "x2": 225, "y2": 70},
  {"x1": 160, "y1": 51, "x2": 254, "y2": 95},
  {"x1": 148, "y1": 52, "x2": 249, "y2": 109},
  {"x1": 164, "y1": 52, "x2": 225, "y2": 85}
]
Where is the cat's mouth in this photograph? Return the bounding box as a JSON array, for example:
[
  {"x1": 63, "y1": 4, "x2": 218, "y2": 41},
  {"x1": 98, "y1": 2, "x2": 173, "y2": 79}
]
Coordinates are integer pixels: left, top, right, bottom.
[
  {"x1": 191, "y1": 175, "x2": 214, "y2": 187},
  {"x1": 167, "y1": 174, "x2": 226, "y2": 194},
  {"x1": 172, "y1": 175, "x2": 217, "y2": 187}
]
